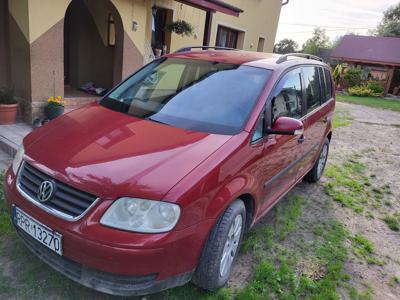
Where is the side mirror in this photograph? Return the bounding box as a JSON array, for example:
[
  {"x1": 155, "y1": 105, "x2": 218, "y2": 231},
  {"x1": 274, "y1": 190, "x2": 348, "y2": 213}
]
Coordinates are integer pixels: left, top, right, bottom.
[{"x1": 266, "y1": 116, "x2": 304, "y2": 135}]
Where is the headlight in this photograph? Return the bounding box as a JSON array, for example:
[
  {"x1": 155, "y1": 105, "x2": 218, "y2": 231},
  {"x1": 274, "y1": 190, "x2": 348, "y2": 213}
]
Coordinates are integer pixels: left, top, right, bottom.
[
  {"x1": 12, "y1": 145, "x2": 24, "y2": 175},
  {"x1": 100, "y1": 198, "x2": 181, "y2": 233}
]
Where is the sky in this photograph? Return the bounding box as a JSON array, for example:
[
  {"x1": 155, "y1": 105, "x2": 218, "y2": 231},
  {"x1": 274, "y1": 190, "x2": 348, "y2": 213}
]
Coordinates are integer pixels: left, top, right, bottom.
[{"x1": 275, "y1": 0, "x2": 399, "y2": 48}]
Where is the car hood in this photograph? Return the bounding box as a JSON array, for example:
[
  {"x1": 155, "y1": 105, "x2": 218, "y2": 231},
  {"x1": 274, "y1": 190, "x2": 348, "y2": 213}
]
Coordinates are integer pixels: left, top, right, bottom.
[{"x1": 24, "y1": 103, "x2": 232, "y2": 200}]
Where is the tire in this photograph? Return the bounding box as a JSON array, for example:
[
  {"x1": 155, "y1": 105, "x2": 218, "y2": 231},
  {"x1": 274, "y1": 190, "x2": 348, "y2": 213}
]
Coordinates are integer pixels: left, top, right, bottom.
[
  {"x1": 192, "y1": 199, "x2": 246, "y2": 291},
  {"x1": 304, "y1": 137, "x2": 330, "y2": 183}
]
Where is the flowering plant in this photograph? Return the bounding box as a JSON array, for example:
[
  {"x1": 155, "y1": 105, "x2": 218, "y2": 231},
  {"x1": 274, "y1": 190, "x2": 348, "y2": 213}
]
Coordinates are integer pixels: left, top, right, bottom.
[
  {"x1": 47, "y1": 96, "x2": 64, "y2": 106},
  {"x1": 45, "y1": 95, "x2": 64, "y2": 120},
  {"x1": 165, "y1": 20, "x2": 193, "y2": 36}
]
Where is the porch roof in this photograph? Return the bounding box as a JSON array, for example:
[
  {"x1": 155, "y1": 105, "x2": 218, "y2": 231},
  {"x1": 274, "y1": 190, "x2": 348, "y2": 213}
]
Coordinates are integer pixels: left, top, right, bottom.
[
  {"x1": 176, "y1": 0, "x2": 243, "y2": 17},
  {"x1": 331, "y1": 35, "x2": 400, "y2": 67}
]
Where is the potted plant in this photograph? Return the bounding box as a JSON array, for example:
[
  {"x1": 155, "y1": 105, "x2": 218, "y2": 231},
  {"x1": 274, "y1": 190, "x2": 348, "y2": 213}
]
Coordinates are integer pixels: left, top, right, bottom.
[
  {"x1": 44, "y1": 96, "x2": 64, "y2": 120},
  {"x1": 165, "y1": 20, "x2": 193, "y2": 37},
  {"x1": 0, "y1": 87, "x2": 18, "y2": 124}
]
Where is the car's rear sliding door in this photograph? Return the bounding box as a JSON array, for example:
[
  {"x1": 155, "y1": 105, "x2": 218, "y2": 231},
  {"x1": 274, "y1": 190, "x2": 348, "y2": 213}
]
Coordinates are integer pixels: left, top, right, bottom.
[{"x1": 296, "y1": 66, "x2": 332, "y2": 180}]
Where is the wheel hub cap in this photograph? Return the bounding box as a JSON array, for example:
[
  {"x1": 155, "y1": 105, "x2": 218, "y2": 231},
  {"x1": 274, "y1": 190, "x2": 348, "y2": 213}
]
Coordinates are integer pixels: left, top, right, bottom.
[
  {"x1": 220, "y1": 214, "x2": 243, "y2": 277},
  {"x1": 317, "y1": 144, "x2": 328, "y2": 177}
]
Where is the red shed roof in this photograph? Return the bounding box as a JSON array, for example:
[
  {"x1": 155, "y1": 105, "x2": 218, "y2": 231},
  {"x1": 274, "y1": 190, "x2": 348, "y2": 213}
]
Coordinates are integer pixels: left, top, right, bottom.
[
  {"x1": 331, "y1": 35, "x2": 400, "y2": 66},
  {"x1": 177, "y1": 0, "x2": 243, "y2": 17}
]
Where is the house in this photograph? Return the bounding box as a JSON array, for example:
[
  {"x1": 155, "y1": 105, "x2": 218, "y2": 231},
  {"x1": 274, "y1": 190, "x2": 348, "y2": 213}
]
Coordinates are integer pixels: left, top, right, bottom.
[
  {"x1": 316, "y1": 48, "x2": 332, "y2": 64},
  {"x1": 0, "y1": 0, "x2": 285, "y2": 123},
  {"x1": 330, "y1": 35, "x2": 400, "y2": 95}
]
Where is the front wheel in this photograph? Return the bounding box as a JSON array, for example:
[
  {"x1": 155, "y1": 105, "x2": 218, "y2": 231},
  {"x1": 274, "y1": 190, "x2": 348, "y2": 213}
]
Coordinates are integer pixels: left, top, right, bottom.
[
  {"x1": 192, "y1": 199, "x2": 246, "y2": 291},
  {"x1": 304, "y1": 137, "x2": 330, "y2": 182}
]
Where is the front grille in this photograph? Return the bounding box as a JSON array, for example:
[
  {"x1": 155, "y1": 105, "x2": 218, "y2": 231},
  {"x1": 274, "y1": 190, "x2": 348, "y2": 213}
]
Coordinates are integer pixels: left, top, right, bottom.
[{"x1": 18, "y1": 162, "x2": 98, "y2": 219}]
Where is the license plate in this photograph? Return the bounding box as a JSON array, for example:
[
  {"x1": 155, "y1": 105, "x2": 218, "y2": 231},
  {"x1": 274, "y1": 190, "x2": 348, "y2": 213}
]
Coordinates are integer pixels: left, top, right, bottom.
[{"x1": 13, "y1": 206, "x2": 63, "y2": 255}]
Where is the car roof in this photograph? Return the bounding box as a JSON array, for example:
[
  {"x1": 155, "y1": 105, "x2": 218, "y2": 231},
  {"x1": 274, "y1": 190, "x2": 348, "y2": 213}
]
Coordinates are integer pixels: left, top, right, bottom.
[{"x1": 165, "y1": 50, "x2": 329, "y2": 71}]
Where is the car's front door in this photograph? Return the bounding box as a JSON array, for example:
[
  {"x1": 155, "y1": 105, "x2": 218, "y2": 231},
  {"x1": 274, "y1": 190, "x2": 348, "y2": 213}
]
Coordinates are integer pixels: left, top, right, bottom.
[{"x1": 253, "y1": 68, "x2": 305, "y2": 216}]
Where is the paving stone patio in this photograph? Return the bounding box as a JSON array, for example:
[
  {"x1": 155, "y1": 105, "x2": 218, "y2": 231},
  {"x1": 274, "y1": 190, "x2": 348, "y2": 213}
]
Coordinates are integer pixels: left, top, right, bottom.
[{"x1": 0, "y1": 123, "x2": 32, "y2": 157}]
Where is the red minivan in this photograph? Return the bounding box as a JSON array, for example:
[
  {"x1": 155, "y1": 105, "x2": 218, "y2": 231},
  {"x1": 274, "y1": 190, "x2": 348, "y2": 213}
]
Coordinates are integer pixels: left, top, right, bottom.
[{"x1": 4, "y1": 48, "x2": 334, "y2": 296}]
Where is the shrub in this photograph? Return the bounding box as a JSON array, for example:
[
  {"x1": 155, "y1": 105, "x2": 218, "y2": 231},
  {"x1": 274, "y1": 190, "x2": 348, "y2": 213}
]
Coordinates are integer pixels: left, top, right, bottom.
[
  {"x1": 366, "y1": 81, "x2": 385, "y2": 96},
  {"x1": 332, "y1": 64, "x2": 343, "y2": 85},
  {"x1": 348, "y1": 85, "x2": 384, "y2": 97},
  {"x1": 348, "y1": 86, "x2": 373, "y2": 97},
  {"x1": 342, "y1": 67, "x2": 362, "y2": 88}
]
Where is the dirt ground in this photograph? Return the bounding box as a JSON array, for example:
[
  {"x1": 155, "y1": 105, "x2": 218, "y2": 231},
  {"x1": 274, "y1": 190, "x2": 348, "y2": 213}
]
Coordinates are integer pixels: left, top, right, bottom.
[{"x1": 0, "y1": 101, "x2": 399, "y2": 299}]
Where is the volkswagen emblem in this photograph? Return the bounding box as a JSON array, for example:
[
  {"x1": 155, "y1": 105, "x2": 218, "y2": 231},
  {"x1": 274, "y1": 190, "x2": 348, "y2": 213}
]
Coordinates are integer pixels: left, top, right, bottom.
[{"x1": 37, "y1": 181, "x2": 54, "y2": 202}]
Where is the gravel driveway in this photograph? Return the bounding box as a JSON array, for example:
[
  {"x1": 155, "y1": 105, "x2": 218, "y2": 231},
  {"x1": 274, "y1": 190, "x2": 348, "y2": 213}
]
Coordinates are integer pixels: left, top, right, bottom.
[{"x1": 328, "y1": 102, "x2": 400, "y2": 299}]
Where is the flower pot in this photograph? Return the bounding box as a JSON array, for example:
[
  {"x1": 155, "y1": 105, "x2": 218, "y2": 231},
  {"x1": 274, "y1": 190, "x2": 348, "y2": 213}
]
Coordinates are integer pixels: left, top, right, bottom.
[
  {"x1": 44, "y1": 105, "x2": 64, "y2": 120},
  {"x1": 0, "y1": 103, "x2": 18, "y2": 124}
]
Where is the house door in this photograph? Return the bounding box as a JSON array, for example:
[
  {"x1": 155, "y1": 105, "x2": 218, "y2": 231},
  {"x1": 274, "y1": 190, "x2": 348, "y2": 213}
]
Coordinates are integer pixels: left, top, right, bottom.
[
  {"x1": 151, "y1": 7, "x2": 172, "y2": 56},
  {"x1": 216, "y1": 26, "x2": 238, "y2": 48}
]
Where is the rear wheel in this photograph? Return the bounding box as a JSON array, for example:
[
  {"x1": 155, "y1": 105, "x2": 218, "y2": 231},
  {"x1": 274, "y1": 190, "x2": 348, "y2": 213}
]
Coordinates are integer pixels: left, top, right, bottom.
[
  {"x1": 192, "y1": 199, "x2": 246, "y2": 291},
  {"x1": 304, "y1": 137, "x2": 330, "y2": 183}
]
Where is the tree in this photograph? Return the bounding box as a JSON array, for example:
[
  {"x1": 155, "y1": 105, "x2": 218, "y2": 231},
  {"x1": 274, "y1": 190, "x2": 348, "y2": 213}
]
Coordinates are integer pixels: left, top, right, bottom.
[
  {"x1": 375, "y1": 3, "x2": 400, "y2": 37},
  {"x1": 273, "y1": 38, "x2": 298, "y2": 54},
  {"x1": 302, "y1": 28, "x2": 331, "y2": 55}
]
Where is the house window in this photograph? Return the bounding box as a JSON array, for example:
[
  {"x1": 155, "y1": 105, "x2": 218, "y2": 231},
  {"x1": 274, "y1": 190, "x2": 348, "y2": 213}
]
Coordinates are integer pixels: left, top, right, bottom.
[
  {"x1": 216, "y1": 26, "x2": 239, "y2": 48},
  {"x1": 257, "y1": 37, "x2": 265, "y2": 52},
  {"x1": 108, "y1": 14, "x2": 115, "y2": 47}
]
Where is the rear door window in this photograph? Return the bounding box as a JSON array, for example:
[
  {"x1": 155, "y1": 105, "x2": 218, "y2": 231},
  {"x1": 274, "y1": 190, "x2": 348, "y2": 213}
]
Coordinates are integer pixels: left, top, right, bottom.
[
  {"x1": 324, "y1": 68, "x2": 333, "y2": 101},
  {"x1": 302, "y1": 66, "x2": 321, "y2": 114}
]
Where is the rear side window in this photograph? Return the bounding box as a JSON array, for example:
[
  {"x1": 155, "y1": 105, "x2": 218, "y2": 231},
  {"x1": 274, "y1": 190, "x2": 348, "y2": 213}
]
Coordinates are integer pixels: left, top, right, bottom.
[
  {"x1": 302, "y1": 66, "x2": 321, "y2": 113},
  {"x1": 323, "y1": 68, "x2": 333, "y2": 101},
  {"x1": 272, "y1": 68, "x2": 303, "y2": 121}
]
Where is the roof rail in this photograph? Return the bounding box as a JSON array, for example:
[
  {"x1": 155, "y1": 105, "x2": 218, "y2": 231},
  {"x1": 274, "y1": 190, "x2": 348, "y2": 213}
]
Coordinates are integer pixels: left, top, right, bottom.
[
  {"x1": 175, "y1": 46, "x2": 239, "y2": 53},
  {"x1": 276, "y1": 53, "x2": 323, "y2": 64}
]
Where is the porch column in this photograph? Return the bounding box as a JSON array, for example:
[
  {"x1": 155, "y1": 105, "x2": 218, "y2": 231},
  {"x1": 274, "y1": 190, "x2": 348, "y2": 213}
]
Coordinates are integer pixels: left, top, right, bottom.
[
  {"x1": 0, "y1": 0, "x2": 10, "y2": 86},
  {"x1": 203, "y1": 10, "x2": 214, "y2": 46},
  {"x1": 385, "y1": 66, "x2": 395, "y2": 95},
  {"x1": 7, "y1": 1, "x2": 33, "y2": 122}
]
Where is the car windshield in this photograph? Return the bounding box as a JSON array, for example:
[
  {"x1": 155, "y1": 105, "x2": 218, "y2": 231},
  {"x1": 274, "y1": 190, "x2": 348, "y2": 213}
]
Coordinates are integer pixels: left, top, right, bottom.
[{"x1": 100, "y1": 57, "x2": 272, "y2": 135}]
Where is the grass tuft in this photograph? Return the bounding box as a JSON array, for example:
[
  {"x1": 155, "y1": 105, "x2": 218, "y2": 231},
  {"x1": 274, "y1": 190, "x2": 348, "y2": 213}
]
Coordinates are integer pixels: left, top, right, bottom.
[
  {"x1": 388, "y1": 276, "x2": 400, "y2": 287},
  {"x1": 0, "y1": 173, "x2": 13, "y2": 237},
  {"x1": 275, "y1": 195, "x2": 303, "y2": 240},
  {"x1": 333, "y1": 109, "x2": 353, "y2": 128},
  {"x1": 382, "y1": 215, "x2": 400, "y2": 231}
]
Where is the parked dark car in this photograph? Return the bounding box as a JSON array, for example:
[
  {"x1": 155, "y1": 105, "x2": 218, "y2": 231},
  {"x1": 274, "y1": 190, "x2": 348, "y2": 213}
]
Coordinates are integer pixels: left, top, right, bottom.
[{"x1": 4, "y1": 48, "x2": 335, "y2": 296}]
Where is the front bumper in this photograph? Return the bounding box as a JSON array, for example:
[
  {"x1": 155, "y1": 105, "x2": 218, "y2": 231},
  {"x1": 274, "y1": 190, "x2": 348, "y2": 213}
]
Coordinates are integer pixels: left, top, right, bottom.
[
  {"x1": 4, "y1": 168, "x2": 215, "y2": 295},
  {"x1": 16, "y1": 227, "x2": 193, "y2": 296}
]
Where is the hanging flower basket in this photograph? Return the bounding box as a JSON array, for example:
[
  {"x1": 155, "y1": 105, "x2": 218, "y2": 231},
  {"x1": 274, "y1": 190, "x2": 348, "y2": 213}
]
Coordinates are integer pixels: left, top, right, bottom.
[
  {"x1": 44, "y1": 96, "x2": 64, "y2": 120},
  {"x1": 165, "y1": 20, "x2": 194, "y2": 37}
]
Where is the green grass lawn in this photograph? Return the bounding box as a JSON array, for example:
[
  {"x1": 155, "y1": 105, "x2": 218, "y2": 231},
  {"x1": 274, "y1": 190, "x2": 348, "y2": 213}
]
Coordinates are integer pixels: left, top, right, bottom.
[{"x1": 336, "y1": 94, "x2": 400, "y2": 112}]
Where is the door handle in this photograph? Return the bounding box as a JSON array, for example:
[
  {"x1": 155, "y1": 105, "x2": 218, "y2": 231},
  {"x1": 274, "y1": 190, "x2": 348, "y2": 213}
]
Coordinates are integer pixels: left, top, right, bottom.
[
  {"x1": 298, "y1": 135, "x2": 305, "y2": 143},
  {"x1": 322, "y1": 117, "x2": 328, "y2": 123}
]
